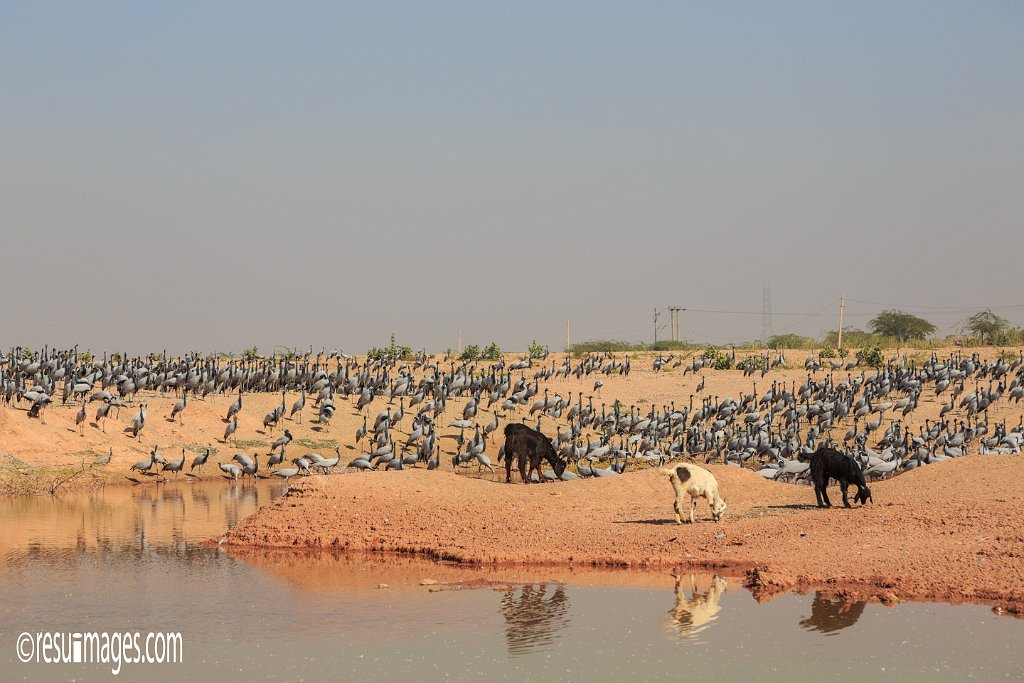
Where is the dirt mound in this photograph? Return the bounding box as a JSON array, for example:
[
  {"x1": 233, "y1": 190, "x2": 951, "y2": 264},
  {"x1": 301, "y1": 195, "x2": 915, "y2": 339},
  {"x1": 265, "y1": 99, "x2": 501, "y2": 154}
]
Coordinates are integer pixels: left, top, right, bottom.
[{"x1": 222, "y1": 455, "x2": 1024, "y2": 613}]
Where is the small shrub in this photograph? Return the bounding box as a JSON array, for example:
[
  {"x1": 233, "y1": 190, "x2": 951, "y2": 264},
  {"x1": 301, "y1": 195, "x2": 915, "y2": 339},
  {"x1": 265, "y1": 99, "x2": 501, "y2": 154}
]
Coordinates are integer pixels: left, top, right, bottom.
[
  {"x1": 481, "y1": 342, "x2": 502, "y2": 361},
  {"x1": 460, "y1": 344, "x2": 480, "y2": 362},
  {"x1": 649, "y1": 340, "x2": 695, "y2": 351},
  {"x1": 368, "y1": 334, "x2": 413, "y2": 363},
  {"x1": 736, "y1": 355, "x2": 767, "y2": 372},
  {"x1": 856, "y1": 345, "x2": 885, "y2": 369},
  {"x1": 700, "y1": 345, "x2": 733, "y2": 370},
  {"x1": 766, "y1": 334, "x2": 816, "y2": 350},
  {"x1": 569, "y1": 340, "x2": 636, "y2": 356},
  {"x1": 528, "y1": 340, "x2": 546, "y2": 358}
]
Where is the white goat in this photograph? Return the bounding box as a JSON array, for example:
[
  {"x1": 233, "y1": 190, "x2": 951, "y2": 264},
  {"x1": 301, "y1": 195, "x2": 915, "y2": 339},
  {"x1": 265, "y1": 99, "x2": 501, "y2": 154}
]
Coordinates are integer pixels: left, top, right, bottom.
[{"x1": 663, "y1": 464, "x2": 727, "y2": 523}]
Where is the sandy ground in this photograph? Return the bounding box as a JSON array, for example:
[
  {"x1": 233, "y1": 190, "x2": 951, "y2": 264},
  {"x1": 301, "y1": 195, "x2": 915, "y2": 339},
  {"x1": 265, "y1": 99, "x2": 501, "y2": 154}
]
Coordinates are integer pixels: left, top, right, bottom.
[
  {"x1": 3, "y1": 347, "x2": 1022, "y2": 494},
  {"x1": 220, "y1": 456, "x2": 1024, "y2": 614}
]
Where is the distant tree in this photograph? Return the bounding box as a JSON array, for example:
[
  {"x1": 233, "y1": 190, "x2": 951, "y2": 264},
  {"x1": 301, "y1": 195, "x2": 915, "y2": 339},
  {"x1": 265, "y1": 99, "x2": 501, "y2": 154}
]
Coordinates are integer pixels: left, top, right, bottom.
[
  {"x1": 868, "y1": 309, "x2": 935, "y2": 341},
  {"x1": 460, "y1": 344, "x2": 481, "y2": 362},
  {"x1": 962, "y1": 309, "x2": 1009, "y2": 345}
]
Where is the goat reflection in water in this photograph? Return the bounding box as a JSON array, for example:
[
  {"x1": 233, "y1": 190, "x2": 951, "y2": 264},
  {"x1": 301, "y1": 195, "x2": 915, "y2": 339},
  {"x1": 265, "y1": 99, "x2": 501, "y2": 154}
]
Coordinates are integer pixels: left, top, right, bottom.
[
  {"x1": 664, "y1": 574, "x2": 728, "y2": 638},
  {"x1": 798, "y1": 593, "x2": 867, "y2": 634},
  {"x1": 500, "y1": 583, "x2": 571, "y2": 656}
]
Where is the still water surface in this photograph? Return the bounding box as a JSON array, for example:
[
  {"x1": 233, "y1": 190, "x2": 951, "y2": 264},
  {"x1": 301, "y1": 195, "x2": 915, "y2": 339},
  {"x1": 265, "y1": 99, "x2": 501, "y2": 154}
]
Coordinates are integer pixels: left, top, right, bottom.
[{"x1": 0, "y1": 480, "x2": 1020, "y2": 682}]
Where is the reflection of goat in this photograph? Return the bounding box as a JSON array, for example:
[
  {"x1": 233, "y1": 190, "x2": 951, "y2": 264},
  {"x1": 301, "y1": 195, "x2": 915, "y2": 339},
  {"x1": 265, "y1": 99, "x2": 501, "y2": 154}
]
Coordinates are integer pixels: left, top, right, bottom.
[
  {"x1": 665, "y1": 574, "x2": 728, "y2": 637},
  {"x1": 798, "y1": 592, "x2": 867, "y2": 634},
  {"x1": 503, "y1": 423, "x2": 566, "y2": 484},
  {"x1": 500, "y1": 583, "x2": 571, "y2": 655},
  {"x1": 662, "y1": 464, "x2": 727, "y2": 523}
]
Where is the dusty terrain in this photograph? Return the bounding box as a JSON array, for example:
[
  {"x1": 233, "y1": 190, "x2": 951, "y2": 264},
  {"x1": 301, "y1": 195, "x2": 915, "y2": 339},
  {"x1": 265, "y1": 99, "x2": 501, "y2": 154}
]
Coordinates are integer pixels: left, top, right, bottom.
[
  {"x1": 3, "y1": 346, "x2": 1022, "y2": 494},
  {"x1": 221, "y1": 456, "x2": 1024, "y2": 613}
]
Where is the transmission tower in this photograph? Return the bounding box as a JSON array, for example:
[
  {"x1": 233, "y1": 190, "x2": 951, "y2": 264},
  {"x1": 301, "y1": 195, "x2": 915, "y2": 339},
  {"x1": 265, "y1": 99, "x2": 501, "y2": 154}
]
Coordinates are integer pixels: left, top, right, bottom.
[{"x1": 761, "y1": 284, "x2": 774, "y2": 340}]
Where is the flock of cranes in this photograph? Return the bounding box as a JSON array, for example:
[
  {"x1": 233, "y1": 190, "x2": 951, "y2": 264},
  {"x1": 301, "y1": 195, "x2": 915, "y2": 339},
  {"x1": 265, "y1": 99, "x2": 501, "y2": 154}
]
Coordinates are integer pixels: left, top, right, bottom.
[{"x1": 3, "y1": 344, "x2": 1024, "y2": 489}]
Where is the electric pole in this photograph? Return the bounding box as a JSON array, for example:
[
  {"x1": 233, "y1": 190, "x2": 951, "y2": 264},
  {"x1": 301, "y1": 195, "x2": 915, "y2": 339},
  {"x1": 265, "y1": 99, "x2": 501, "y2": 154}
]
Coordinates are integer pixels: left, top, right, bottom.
[
  {"x1": 837, "y1": 296, "x2": 845, "y2": 350},
  {"x1": 668, "y1": 306, "x2": 684, "y2": 341},
  {"x1": 653, "y1": 308, "x2": 661, "y2": 344},
  {"x1": 762, "y1": 284, "x2": 774, "y2": 340}
]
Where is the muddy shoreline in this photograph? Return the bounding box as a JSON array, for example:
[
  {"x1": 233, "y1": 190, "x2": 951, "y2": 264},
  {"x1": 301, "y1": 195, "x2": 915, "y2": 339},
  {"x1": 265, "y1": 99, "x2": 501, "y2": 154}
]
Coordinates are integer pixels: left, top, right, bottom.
[{"x1": 219, "y1": 458, "x2": 1024, "y2": 615}]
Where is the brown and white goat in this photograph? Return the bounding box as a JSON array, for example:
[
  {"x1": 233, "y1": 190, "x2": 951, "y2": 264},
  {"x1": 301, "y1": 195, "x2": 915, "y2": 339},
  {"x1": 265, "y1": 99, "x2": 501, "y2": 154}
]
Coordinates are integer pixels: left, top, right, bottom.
[{"x1": 663, "y1": 463, "x2": 727, "y2": 523}]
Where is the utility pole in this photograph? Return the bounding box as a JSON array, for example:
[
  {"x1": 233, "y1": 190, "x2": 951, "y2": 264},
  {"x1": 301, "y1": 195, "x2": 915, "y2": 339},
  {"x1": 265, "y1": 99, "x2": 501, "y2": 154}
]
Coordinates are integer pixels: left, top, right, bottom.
[
  {"x1": 762, "y1": 284, "x2": 774, "y2": 340},
  {"x1": 653, "y1": 308, "x2": 661, "y2": 344},
  {"x1": 837, "y1": 296, "x2": 845, "y2": 350},
  {"x1": 668, "y1": 306, "x2": 684, "y2": 342}
]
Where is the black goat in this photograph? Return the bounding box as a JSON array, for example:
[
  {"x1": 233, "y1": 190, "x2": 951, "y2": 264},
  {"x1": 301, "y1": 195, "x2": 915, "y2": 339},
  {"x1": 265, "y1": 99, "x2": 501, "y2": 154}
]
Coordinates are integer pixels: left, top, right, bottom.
[
  {"x1": 809, "y1": 447, "x2": 872, "y2": 508},
  {"x1": 502, "y1": 423, "x2": 566, "y2": 484}
]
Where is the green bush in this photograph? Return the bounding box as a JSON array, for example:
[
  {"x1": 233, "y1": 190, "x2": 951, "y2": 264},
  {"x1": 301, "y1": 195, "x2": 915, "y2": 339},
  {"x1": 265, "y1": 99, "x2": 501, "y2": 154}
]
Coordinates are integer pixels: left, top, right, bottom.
[
  {"x1": 460, "y1": 344, "x2": 480, "y2": 362},
  {"x1": 856, "y1": 345, "x2": 885, "y2": 369},
  {"x1": 568, "y1": 339, "x2": 634, "y2": 356},
  {"x1": 481, "y1": 342, "x2": 502, "y2": 361},
  {"x1": 242, "y1": 346, "x2": 260, "y2": 362},
  {"x1": 274, "y1": 346, "x2": 299, "y2": 361},
  {"x1": 649, "y1": 340, "x2": 695, "y2": 351},
  {"x1": 567, "y1": 339, "x2": 694, "y2": 356},
  {"x1": 528, "y1": 340, "x2": 546, "y2": 357},
  {"x1": 368, "y1": 334, "x2": 413, "y2": 363},
  {"x1": 822, "y1": 328, "x2": 936, "y2": 350},
  {"x1": 737, "y1": 355, "x2": 768, "y2": 372},
  {"x1": 700, "y1": 345, "x2": 733, "y2": 370},
  {"x1": 766, "y1": 334, "x2": 816, "y2": 350}
]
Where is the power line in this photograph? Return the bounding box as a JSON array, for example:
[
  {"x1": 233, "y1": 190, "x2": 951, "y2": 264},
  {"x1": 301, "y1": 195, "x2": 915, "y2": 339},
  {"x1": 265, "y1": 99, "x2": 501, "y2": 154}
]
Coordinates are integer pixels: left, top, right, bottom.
[{"x1": 845, "y1": 298, "x2": 1024, "y2": 312}]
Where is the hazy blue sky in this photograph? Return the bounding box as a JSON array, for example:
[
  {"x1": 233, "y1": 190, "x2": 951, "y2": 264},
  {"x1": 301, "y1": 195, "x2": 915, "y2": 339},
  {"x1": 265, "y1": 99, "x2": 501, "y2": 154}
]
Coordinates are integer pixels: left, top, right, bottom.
[{"x1": 2, "y1": 1, "x2": 1022, "y2": 354}]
